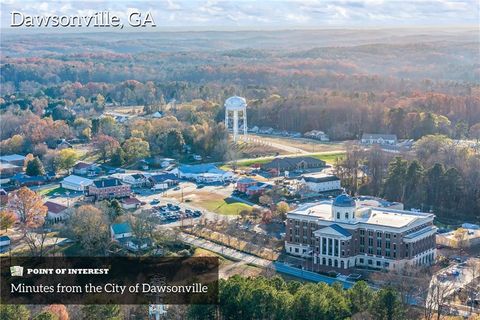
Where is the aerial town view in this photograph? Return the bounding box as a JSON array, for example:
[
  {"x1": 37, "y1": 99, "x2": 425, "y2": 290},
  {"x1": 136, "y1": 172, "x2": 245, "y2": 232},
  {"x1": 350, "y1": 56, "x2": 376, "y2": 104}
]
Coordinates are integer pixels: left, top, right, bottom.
[{"x1": 0, "y1": 0, "x2": 479, "y2": 319}]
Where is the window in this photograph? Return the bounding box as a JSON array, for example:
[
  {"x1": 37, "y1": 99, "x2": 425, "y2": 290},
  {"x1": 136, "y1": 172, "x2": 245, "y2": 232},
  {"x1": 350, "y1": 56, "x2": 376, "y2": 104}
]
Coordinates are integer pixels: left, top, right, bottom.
[
  {"x1": 334, "y1": 239, "x2": 339, "y2": 256},
  {"x1": 345, "y1": 212, "x2": 349, "y2": 219},
  {"x1": 295, "y1": 248, "x2": 299, "y2": 253},
  {"x1": 368, "y1": 238, "x2": 373, "y2": 246},
  {"x1": 376, "y1": 239, "x2": 382, "y2": 247},
  {"x1": 385, "y1": 250, "x2": 391, "y2": 257},
  {"x1": 359, "y1": 258, "x2": 364, "y2": 264},
  {"x1": 384, "y1": 262, "x2": 390, "y2": 268},
  {"x1": 360, "y1": 237, "x2": 365, "y2": 245},
  {"x1": 360, "y1": 230, "x2": 365, "y2": 236},
  {"x1": 376, "y1": 261, "x2": 381, "y2": 266},
  {"x1": 368, "y1": 259, "x2": 373, "y2": 265},
  {"x1": 368, "y1": 247, "x2": 373, "y2": 254},
  {"x1": 376, "y1": 248, "x2": 382, "y2": 256},
  {"x1": 360, "y1": 245, "x2": 365, "y2": 253},
  {"x1": 385, "y1": 233, "x2": 391, "y2": 239},
  {"x1": 328, "y1": 238, "x2": 333, "y2": 256},
  {"x1": 376, "y1": 231, "x2": 382, "y2": 238},
  {"x1": 337, "y1": 212, "x2": 340, "y2": 219},
  {"x1": 386, "y1": 241, "x2": 391, "y2": 249}
]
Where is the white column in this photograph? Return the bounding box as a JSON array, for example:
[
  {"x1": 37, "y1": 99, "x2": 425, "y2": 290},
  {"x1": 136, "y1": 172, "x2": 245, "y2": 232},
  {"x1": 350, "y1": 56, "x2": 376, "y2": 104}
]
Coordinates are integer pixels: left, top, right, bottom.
[
  {"x1": 233, "y1": 110, "x2": 238, "y2": 142},
  {"x1": 243, "y1": 108, "x2": 247, "y2": 136},
  {"x1": 225, "y1": 110, "x2": 229, "y2": 129}
]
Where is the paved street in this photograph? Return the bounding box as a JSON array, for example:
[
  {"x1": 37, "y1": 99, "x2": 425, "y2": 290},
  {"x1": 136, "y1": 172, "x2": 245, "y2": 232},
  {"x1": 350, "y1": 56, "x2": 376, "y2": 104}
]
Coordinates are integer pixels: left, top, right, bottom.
[{"x1": 179, "y1": 233, "x2": 272, "y2": 268}]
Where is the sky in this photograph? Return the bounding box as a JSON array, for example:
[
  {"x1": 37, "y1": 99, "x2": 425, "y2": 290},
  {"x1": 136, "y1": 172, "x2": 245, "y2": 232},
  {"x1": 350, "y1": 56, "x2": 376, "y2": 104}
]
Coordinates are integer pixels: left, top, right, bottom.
[{"x1": 0, "y1": 0, "x2": 478, "y2": 29}]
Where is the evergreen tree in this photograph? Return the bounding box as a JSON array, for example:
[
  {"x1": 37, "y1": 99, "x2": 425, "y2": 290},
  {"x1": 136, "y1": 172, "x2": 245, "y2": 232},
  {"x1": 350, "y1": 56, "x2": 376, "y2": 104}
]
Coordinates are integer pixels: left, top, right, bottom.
[
  {"x1": 82, "y1": 305, "x2": 123, "y2": 320},
  {"x1": 424, "y1": 163, "x2": 445, "y2": 212},
  {"x1": 441, "y1": 167, "x2": 464, "y2": 213},
  {"x1": 33, "y1": 311, "x2": 59, "y2": 320},
  {"x1": 0, "y1": 305, "x2": 30, "y2": 320},
  {"x1": 382, "y1": 157, "x2": 408, "y2": 202},
  {"x1": 404, "y1": 160, "x2": 424, "y2": 209},
  {"x1": 26, "y1": 156, "x2": 45, "y2": 176},
  {"x1": 110, "y1": 148, "x2": 125, "y2": 167},
  {"x1": 370, "y1": 287, "x2": 404, "y2": 320},
  {"x1": 348, "y1": 281, "x2": 374, "y2": 315}
]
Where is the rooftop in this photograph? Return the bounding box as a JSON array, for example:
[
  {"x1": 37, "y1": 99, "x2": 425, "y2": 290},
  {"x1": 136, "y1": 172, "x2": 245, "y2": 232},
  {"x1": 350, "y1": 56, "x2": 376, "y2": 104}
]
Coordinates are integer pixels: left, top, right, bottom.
[
  {"x1": 62, "y1": 175, "x2": 93, "y2": 186},
  {"x1": 44, "y1": 201, "x2": 68, "y2": 214},
  {"x1": 0, "y1": 154, "x2": 25, "y2": 162},
  {"x1": 361, "y1": 133, "x2": 398, "y2": 140},
  {"x1": 93, "y1": 178, "x2": 124, "y2": 188},
  {"x1": 178, "y1": 164, "x2": 226, "y2": 175},
  {"x1": 302, "y1": 173, "x2": 340, "y2": 183},
  {"x1": 288, "y1": 199, "x2": 434, "y2": 229},
  {"x1": 111, "y1": 222, "x2": 132, "y2": 235}
]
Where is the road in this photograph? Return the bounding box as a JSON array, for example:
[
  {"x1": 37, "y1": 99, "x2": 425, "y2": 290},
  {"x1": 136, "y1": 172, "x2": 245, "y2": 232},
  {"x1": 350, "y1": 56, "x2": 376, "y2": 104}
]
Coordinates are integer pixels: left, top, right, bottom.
[{"x1": 179, "y1": 233, "x2": 272, "y2": 268}]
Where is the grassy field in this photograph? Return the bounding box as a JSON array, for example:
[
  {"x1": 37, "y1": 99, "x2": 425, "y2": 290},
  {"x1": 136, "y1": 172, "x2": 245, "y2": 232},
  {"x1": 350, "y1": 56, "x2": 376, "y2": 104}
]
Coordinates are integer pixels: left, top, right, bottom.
[
  {"x1": 223, "y1": 151, "x2": 346, "y2": 170},
  {"x1": 197, "y1": 197, "x2": 252, "y2": 216}
]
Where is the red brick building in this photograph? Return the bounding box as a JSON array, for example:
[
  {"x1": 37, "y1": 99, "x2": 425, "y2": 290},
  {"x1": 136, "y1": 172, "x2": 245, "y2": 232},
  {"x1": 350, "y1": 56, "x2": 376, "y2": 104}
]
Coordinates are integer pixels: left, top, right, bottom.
[{"x1": 88, "y1": 178, "x2": 131, "y2": 201}]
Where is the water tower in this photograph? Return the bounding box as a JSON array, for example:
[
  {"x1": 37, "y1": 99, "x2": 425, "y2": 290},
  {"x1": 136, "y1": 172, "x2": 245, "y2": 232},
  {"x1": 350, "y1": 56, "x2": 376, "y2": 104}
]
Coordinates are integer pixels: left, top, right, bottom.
[{"x1": 224, "y1": 96, "x2": 247, "y2": 142}]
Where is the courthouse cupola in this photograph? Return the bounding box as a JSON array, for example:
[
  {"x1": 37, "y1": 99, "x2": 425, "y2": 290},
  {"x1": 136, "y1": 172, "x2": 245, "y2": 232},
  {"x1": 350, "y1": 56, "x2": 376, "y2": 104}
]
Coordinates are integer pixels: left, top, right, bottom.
[{"x1": 332, "y1": 194, "x2": 357, "y2": 223}]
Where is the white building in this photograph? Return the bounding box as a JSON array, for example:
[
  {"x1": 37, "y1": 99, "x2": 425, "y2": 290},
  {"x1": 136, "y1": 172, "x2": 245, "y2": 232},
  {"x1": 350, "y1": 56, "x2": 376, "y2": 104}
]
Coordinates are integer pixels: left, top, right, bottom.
[
  {"x1": 304, "y1": 130, "x2": 330, "y2": 141},
  {"x1": 44, "y1": 201, "x2": 70, "y2": 223},
  {"x1": 361, "y1": 133, "x2": 398, "y2": 146},
  {"x1": 110, "y1": 222, "x2": 132, "y2": 241},
  {"x1": 301, "y1": 174, "x2": 341, "y2": 193},
  {"x1": 61, "y1": 175, "x2": 93, "y2": 192},
  {"x1": 174, "y1": 164, "x2": 234, "y2": 183}
]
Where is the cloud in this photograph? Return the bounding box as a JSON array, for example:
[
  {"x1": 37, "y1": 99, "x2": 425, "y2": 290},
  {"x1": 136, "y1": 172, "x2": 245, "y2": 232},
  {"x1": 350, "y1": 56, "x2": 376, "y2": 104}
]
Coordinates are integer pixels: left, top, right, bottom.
[{"x1": 1, "y1": 0, "x2": 477, "y2": 28}]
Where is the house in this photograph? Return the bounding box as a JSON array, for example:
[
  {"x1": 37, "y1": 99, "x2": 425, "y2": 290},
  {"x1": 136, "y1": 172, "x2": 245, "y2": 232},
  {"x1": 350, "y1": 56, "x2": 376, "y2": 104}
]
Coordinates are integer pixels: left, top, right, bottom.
[
  {"x1": 73, "y1": 162, "x2": 101, "y2": 176},
  {"x1": 120, "y1": 197, "x2": 142, "y2": 210},
  {"x1": 11, "y1": 173, "x2": 47, "y2": 187},
  {"x1": 246, "y1": 183, "x2": 270, "y2": 196},
  {"x1": 304, "y1": 130, "x2": 330, "y2": 141},
  {"x1": 0, "y1": 163, "x2": 23, "y2": 178},
  {"x1": 126, "y1": 237, "x2": 151, "y2": 251},
  {"x1": 110, "y1": 222, "x2": 132, "y2": 240},
  {"x1": 56, "y1": 139, "x2": 73, "y2": 150},
  {"x1": 0, "y1": 154, "x2": 26, "y2": 166},
  {"x1": 259, "y1": 127, "x2": 274, "y2": 134},
  {"x1": 122, "y1": 173, "x2": 148, "y2": 188},
  {"x1": 285, "y1": 194, "x2": 437, "y2": 270},
  {"x1": 160, "y1": 158, "x2": 175, "y2": 168},
  {"x1": 0, "y1": 235, "x2": 11, "y2": 253},
  {"x1": 0, "y1": 189, "x2": 8, "y2": 205},
  {"x1": 151, "y1": 111, "x2": 163, "y2": 118},
  {"x1": 361, "y1": 133, "x2": 398, "y2": 146},
  {"x1": 149, "y1": 173, "x2": 179, "y2": 190},
  {"x1": 175, "y1": 164, "x2": 234, "y2": 183},
  {"x1": 88, "y1": 178, "x2": 131, "y2": 200},
  {"x1": 300, "y1": 174, "x2": 341, "y2": 193},
  {"x1": 236, "y1": 177, "x2": 257, "y2": 193},
  {"x1": 61, "y1": 175, "x2": 93, "y2": 192},
  {"x1": 44, "y1": 201, "x2": 70, "y2": 223},
  {"x1": 261, "y1": 156, "x2": 326, "y2": 174}
]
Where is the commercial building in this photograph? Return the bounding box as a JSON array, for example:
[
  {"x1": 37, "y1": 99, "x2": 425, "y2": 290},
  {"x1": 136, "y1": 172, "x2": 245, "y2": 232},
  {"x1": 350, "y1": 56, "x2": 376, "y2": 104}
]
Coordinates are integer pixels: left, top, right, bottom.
[
  {"x1": 88, "y1": 178, "x2": 131, "y2": 200},
  {"x1": 61, "y1": 175, "x2": 93, "y2": 192},
  {"x1": 285, "y1": 194, "x2": 436, "y2": 271},
  {"x1": 174, "y1": 164, "x2": 234, "y2": 183},
  {"x1": 361, "y1": 133, "x2": 398, "y2": 146},
  {"x1": 261, "y1": 156, "x2": 326, "y2": 174},
  {"x1": 300, "y1": 174, "x2": 341, "y2": 193}
]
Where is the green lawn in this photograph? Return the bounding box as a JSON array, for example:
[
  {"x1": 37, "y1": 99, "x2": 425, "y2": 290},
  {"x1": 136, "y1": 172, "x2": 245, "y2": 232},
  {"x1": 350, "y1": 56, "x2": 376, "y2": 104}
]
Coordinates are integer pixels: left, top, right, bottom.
[
  {"x1": 309, "y1": 152, "x2": 346, "y2": 164},
  {"x1": 223, "y1": 151, "x2": 346, "y2": 169},
  {"x1": 39, "y1": 186, "x2": 69, "y2": 196},
  {"x1": 197, "y1": 197, "x2": 252, "y2": 216}
]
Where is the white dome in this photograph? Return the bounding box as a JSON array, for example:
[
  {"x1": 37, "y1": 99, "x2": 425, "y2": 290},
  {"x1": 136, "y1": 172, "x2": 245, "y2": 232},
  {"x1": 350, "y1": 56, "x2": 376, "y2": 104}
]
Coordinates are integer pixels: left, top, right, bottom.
[{"x1": 224, "y1": 96, "x2": 247, "y2": 110}]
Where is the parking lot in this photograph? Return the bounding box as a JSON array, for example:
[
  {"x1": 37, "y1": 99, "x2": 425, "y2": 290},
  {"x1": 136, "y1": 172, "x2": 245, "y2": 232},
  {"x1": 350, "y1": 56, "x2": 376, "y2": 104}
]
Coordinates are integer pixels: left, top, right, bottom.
[{"x1": 148, "y1": 202, "x2": 202, "y2": 224}]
